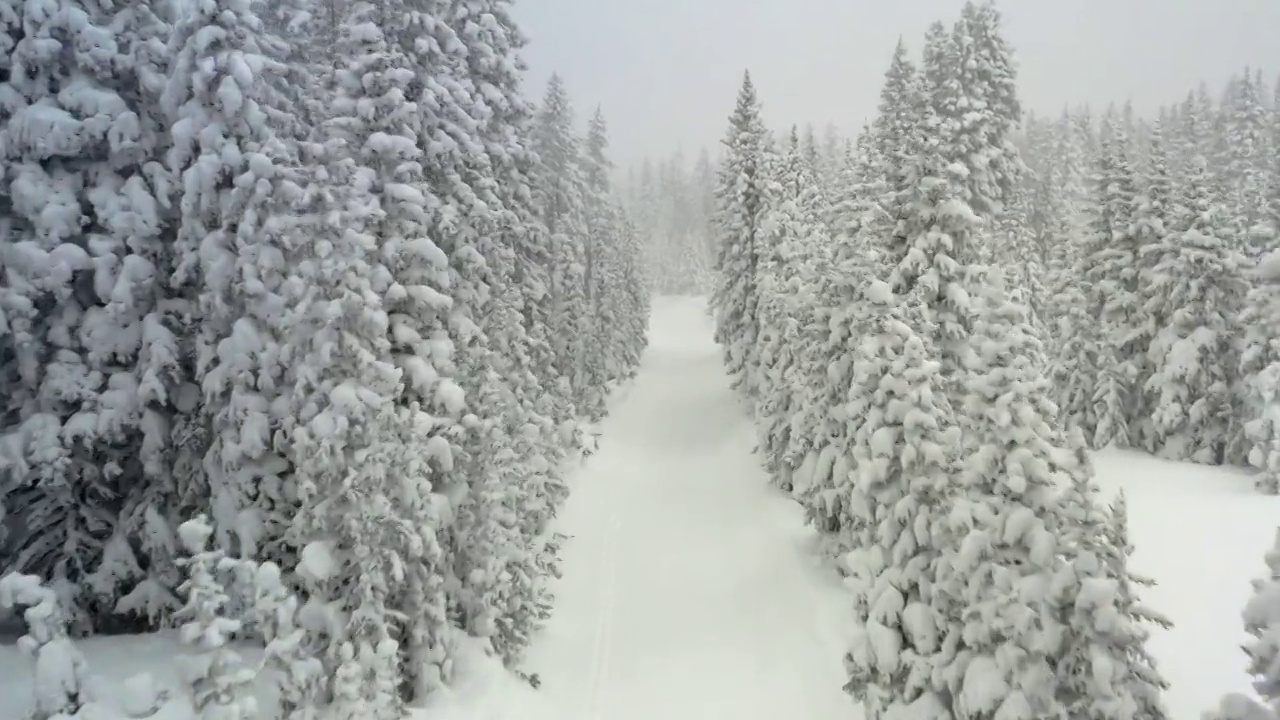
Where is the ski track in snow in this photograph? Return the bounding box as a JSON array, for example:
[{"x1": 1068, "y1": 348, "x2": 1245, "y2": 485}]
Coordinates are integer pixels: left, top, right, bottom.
[{"x1": 527, "y1": 296, "x2": 856, "y2": 720}]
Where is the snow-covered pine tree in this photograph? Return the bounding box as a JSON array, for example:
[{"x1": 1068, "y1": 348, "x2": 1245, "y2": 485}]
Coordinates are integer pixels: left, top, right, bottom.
[
  {"x1": 1077, "y1": 114, "x2": 1142, "y2": 449},
  {"x1": 175, "y1": 517, "x2": 258, "y2": 720},
  {"x1": 162, "y1": 0, "x2": 305, "y2": 571},
  {"x1": 581, "y1": 109, "x2": 648, "y2": 402},
  {"x1": 1050, "y1": 461, "x2": 1171, "y2": 720},
  {"x1": 1129, "y1": 120, "x2": 1177, "y2": 452},
  {"x1": 1049, "y1": 111, "x2": 1103, "y2": 438},
  {"x1": 933, "y1": 277, "x2": 1082, "y2": 720},
  {"x1": 693, "y1": 148, "x2": 720, "y2": 267},
  {"x1": 1222, "y1": 69, "x2": 1273, "y2": 258},
  {"x1": 281, "y1": 160, "x2": 416, "y2": 717},
  {"x1": 1143, "y1": 156, "x2": 1248, "y2": 463},
  {"x1": 532, "y1": 75, "x2": 592, "y2": 419},
  {"x1": 1018, "y1": 113, "x2": 1066, "y2": 333},
  {"x1": 0, "y1": 573, "x2": 90, "y2": 719},
  {"x1": 880, "y1": 17, "x2": 983, "y2": 390},
  {"x1": 754, "y1": 134, "x2": 833, "y2": 487},
  {"x1": 1205, "y1": 529, "x2": 1280, "y2": 720},
  {"x1": 1243, "y1": 529, "x2": 1280, "y2": 709},
  {"x1": 832, "y1": 39, "x2": 918, "y2": 260},
  {"x1": 327, "y1": 1, "x2": 463, "y2": 700},
  {"x1": 711, "y1": 71, "x2": 772, "y2": 400},
  {"x1": 0, "y1": 0, "x2": 187, "y2": 630},
  {"x1": 439, "y1": 0, "x2": 627, "y2": 669},
  {"x1": 251, "y1": 560, "x2": 324, "y2": 720},
  {"x1": 947, "y1": 1, "x2": 1023, "y2": 220},
  {"x1": 792, "y1": 48, "x2": 923, "y2": 530},
  {"x1": 1240, "y1": 251, "x2": 1280, "y2": 494},
  {"x1": 450, "y1": 0, "x2": 563, "y2": 391},
  {"x1": 841, "y1": 280, "x2": 963, "y2": 720},
  {"x1": 825, "y1": 124, "x2": 875, "y2": 247},
  {"x1": 1102, "y1": 491, "x2": 1173, "y2": 720}
]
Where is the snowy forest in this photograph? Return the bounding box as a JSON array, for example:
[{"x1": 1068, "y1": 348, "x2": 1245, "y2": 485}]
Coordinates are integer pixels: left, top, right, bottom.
[
  {"x1": 703, "y1": 2, "x2": 1280, "y2": 720},
  {"x1": 5, "y1": 0, "x2": 1280, "y2": 719},
  {"x1": 0, "y1": 0, "x2": 650, "y2": 716}
]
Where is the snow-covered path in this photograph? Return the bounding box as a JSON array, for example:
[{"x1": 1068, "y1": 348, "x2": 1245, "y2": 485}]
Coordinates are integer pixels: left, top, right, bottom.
[{"x1": 526, "y1": 296, "x2": 855, "y2": 720}]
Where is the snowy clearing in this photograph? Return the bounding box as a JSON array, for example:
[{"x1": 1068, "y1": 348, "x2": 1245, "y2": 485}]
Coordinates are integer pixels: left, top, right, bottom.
[
  {"x1": 1092, "y1": 449, "x2": 1280, "y2": 717},
  {"x1": 1, "y1": 297, "x2": 1275, "y2": 720},
  {"x1": 523, "y1": 296, "x2": 855, "y2": 720}
]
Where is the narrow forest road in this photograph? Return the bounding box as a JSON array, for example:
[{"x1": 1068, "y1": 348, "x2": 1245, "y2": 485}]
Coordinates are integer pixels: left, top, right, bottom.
[{"x1": 524, "y1": 297, "x2": 856, "y2": 720}]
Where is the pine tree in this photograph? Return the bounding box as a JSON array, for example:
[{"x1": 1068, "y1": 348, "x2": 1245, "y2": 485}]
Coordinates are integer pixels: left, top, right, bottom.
[
  {"x1": 842, "y1": 281, "x2": 963, "y2": 720},
  {"x1": 754, "y1": 136, "x2": 832, "y2": 486},
  {"x1": 1102, "y1": 492, "x2": 1172, "y2": 720},
  {"x1": 162, "y1": 0, "x2": 304, "y2": 569},
  {"x1": 437, "y1": 0, "x2": 597, "y2": 667},
  {"x1": 946, "y1": 1, "x2": 1023, "y2": 219},
  {"x1": 881, "y1": 20, "x2": 975, "y2": 378},
  {"x1": 0, "y1": 573, "x2": 90, "y2": 719},
  {"x1": 1241, "y1": 251, "x2": 1280, "y2": 494},
  {"x1": 1049, "y1": 111, "x2": 1101, "y2": 438},
  {"x1": 532, "y1": 75, "x2": 592, "y2": 420},
  {"x1": 1130, "y1": 121, "x2": 1177, "y2": 452},
  {"x1": 0, "y1": 0, "x2": 184, "y2": 629},
  {"x1": 580, "y1": 109, "x2": 648, "y2": 401},
  {"x1": 175, "y1": 517, "x2": 258, "y2": 720},
  {"x1": 1144, "y1": 157, "x2": 1248, "y2": 462},
  {"x1": 711, "y1": 71, "x2": 772, "y2": 399},
  {"x1": 1243, "y1": 529, "x2": 1280, "y2": 708},
  {"x1": 282, "y1": 159, "x2": 418, "y2": 715},
  {"x1": 1206, "y1": 529, "x2": 1280, "y2": 720},
  {"x1": 1222, "y1": 69, "x2": 1272, "y2": 258},
  {"x1": 933, "y1": 282, "x2": 1079, "y2": 720},
  {"x1": 1077, "y1": 116, "x2": 1142, "y2": 449}
]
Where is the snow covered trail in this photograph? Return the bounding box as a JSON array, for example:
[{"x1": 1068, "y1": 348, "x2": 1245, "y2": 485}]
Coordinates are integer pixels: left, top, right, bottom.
[{"x1": 526, "y1": 296, "x2": 856, "y2": 720}]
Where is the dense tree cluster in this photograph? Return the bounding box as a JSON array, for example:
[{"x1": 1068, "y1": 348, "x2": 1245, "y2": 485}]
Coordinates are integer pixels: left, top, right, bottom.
[
  {"x1": 707, "y1": 3, "x2": 1192, "y2": 718},
  {"x1": 0, "y1": 0, "x2": 648, "y2": 714}
]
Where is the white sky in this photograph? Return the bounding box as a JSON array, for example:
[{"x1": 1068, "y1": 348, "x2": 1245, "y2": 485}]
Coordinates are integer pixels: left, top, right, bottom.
[{"x1": 513, "y1": 0, "x2": 1280, "y2": 169}]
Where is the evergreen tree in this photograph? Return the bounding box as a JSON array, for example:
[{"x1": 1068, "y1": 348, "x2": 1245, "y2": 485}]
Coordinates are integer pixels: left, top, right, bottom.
[
  {"x1": 1101, "y1": 492, "x2": 1172, "y2": 720},
  {"x1": 285, "y1": 5, "x2": 461, "y2": 705},
  {"x1": 1241, "y1": 251, "x2": 1280, "y2": 494},
  {"x1": 1144, "y1": 157, "x2": 1248, "y2": 462},
  {"x1": 1222, "y1": 69, "x2": 1272, "y2": 257},
  {"x1": 754, "y1": 137, "x2": 832, "y2": 486},
  {"x1": 162, "y1": 0, "x2": 303, "y2": 570},
  {"x1": 532, "y1": 75, "x2": 592, "y2": 419},
  {"x1": 842, "y1": 282, "x2": 962, "y2": 720},
  {"x1": 1206, "y1": 529, "x2": 1280, "y2": 720},
  {"x1": 1243, "y1": 529, "x2": 1280, "y2": 708},
  {"x1": 0, "y1": 0, "x2": 182, "y2": 630},
  {"x1": 711, "y1": 72, "x2": 771, "y2": 399},
  {"x1": 1077, "y1": 116, "x2": 1142, "y2": 449},
  {"x1": 1130, "y1": 121, "x2": 1177, "y2": 452}
]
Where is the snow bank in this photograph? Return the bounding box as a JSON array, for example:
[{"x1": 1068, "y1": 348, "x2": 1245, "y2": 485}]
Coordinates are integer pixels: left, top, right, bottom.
[
  {"x1": 1093, "y1": 448, "x2": 1280, "y2": 718},
  {"x1": 0, "y1": 632, "x2": 557, "y2": 720},
  {"x1": 413, "y1": 636, "x2": 559, "y2": 720}
]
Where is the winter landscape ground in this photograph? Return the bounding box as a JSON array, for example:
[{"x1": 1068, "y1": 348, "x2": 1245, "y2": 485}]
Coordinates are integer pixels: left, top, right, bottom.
[{"x1": 4, "y1": 297, "x2": 1277, "y2": 720}]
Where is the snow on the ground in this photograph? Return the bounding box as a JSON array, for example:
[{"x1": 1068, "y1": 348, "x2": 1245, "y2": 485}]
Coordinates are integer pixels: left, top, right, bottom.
[
  {"x1": 523, "y1": 295, "x2": 855, "y2": 720},
  {"x1": 1092, "y1": 448, "x2": 1280, "y2": 718},
  {"x1": 2, "y1": 296, "x2": 1276, "y2": 720}
]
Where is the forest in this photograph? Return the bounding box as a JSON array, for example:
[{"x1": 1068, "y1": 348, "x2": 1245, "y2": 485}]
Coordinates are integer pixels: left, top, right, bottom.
[{"x1": 3, "y1": 0, "x2": 1280, "y2": 719}]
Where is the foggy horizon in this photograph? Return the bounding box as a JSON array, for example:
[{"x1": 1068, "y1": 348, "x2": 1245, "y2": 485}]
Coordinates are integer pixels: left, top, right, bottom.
[{"x1": 515, "y1": 0, "x2": 1280, "y2": 168}]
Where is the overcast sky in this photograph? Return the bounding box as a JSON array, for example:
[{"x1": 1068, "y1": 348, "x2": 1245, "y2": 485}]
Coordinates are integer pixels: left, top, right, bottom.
[{"x1": 512, "y1": 0, "x2": 1280, "y2": 170}]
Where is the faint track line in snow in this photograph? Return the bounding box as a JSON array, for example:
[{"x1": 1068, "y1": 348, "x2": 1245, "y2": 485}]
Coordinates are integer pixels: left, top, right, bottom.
[{"x1": 583, "y1": 512, "x2": 622, "y2": 720}]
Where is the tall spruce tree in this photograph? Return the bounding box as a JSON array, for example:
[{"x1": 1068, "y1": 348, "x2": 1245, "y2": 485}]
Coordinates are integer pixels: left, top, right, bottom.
[
  {"x1": 0, "y1": 0, "x2": 182, "y2": 631},
  {"x1": 711, "y1": 72, "x2": 772, "y2": 400}
]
